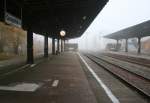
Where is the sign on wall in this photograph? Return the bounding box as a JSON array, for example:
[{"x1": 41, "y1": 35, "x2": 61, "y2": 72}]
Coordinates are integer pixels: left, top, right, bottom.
[{"x1": 5, "y1": 12, "x2": 22, "y2": 28}]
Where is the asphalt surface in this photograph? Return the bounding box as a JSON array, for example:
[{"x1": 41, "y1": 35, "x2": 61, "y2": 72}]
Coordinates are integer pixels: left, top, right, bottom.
[{"x1": 0, "y1": 52, "x2": 97, "y2": 103}]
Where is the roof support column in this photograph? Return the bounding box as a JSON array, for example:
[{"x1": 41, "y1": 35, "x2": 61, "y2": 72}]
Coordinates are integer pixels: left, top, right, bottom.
[
  {"x1": 63, "y1": 39, "x2": 65, "y2": 52},
  {"x1": 44, "y1": 35, "x2": 48, "y2": 57},
  {"x1": 57, "y1": 38, "x2": 60, "y2": 54},
  {"x1": 125, "y1": 39, "x2": 128, "y2": 52},
  {"x1": 61, "y1": 39, "x2": 63, "y2": 52},
  {"x1": 27, "y1": 28, "x2": 34, "y2": 64},
  {"x1": 0, "y1": 0, "x2": 5, "y2": 21},
  {"x1": 116, "y1": 39, "x2": 119, "y2": 51},
  {"x1": 52, "y1": 37, "x2": 55, "y2": 55},
  {"x1": 137, "y1": 37, "x2": 141, "y2": 54}
]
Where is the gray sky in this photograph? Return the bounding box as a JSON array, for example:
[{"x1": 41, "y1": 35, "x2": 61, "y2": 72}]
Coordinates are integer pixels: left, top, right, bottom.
[
  {"x1": 89, "y1": 0, "x2": 150, "y2": 36},
  {"x1": 69, "y1": 0, "x2": 150, "y2": 50}
]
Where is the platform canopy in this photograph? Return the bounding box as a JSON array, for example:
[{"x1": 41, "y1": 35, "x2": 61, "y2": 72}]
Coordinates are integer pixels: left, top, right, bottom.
[
  {"x1": 104, "y1": 20, "x2": 150, "y2": 40},
  {"x1": 0, "y1": 0, "x2": 108, "y2": 38}
]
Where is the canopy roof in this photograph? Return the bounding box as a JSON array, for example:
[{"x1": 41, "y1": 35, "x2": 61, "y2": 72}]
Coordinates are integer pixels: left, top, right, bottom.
[
  {"x1": 0, "y1": 0, "x2": 108, "y2": 38},
  {"x1": 104, "y1": 20, "x2": 150, "y2": 40}
]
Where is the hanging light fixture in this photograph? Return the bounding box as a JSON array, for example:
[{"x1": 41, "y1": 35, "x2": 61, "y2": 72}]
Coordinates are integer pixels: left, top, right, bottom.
[{"x1": 60, "y1": 30, "x2": 66, "y2": 37}]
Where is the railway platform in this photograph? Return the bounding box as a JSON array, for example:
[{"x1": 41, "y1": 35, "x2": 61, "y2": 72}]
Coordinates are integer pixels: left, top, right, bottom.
[
  {"x1": 0, "y1": 51, "x2": 149, "y2": 103},
  {"x1": 0, "y1": 52, "x2": 97, "y2": 103}
]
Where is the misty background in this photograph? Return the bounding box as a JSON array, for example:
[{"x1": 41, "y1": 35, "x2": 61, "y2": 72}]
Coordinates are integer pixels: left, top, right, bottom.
[
  {"x1": 0, "y1": 0, "x2": 150, "y2": 61},
  {"x1": 69, "y1": 0, "x2": 150, "y2": 52}
]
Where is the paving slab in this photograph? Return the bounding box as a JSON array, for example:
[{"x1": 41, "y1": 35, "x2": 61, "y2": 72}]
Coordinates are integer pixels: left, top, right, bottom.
[{"x1": 0, "y1": 52, "x2": 97, "y2": 103}]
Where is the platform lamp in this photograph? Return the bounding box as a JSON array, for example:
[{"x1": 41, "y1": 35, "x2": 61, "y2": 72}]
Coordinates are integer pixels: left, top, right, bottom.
[
  {"x1": 60, "y1": 30, "x2": 66, "y2": 52},
  {"x1": 60, "y1": 30, "x2": 66, "y2": 37}
]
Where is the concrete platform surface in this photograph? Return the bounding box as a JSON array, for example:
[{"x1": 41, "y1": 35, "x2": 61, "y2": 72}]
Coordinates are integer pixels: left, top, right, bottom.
[{"x1": 0, "y1": 52, "x2": 97, "y2": 103}]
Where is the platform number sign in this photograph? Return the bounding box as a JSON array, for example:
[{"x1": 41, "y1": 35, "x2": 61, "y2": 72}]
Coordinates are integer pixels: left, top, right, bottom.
[{"x1": 5, "y1": 12, "x2": 22, "y2": 28}]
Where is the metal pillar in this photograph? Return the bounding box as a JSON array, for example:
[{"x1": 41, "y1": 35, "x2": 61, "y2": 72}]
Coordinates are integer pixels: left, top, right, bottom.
[
  {"x1": 0, "y1": 0, "x2": 5, "y2": 21},
  {"x1": 125, "y1": 39, "x2": 128, "y2": 52},
  {"x1": 57, "y1": 38, "x2": 60, "y2": 54},
  {"x1": 61, "y1": 39, "x2": 63, "y2": 52},
  {"x1": 64, "y1": 39, "x2": 66, "y2": 51},
  {"x1": 138, "y1": 37, "x2": 141, "y2": 54},
  {"x1": 44, "y1": 35, "x2": 48, "y2": 57},
  {"x1": 27, "y1": 28, "x2": 34, "y2": 64},
  {"x1": 116, "y1": 39, "x2": 119, "y2": 51},
  {"x1": 52, "y1": 37, "x2": 55, "y2": 55}
]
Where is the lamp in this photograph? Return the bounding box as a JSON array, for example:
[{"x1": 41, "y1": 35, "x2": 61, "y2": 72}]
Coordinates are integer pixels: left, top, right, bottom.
[{"x1": 60, "y1": 30, "x2": 66, "y2": 37}]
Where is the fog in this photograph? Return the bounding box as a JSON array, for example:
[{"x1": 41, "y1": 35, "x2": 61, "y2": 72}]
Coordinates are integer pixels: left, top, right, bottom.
[{"x1": 69, "y1": 0, "x2": 150, "y2": 51}]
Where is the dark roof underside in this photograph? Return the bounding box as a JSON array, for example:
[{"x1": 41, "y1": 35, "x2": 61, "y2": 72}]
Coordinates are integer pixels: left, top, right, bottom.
[
  {"x1": 104, "y1": 20, "x2": 150, "y2": 40},
  {"x1": 1, "y1": 0, "x2": 108, "y2": 38}
]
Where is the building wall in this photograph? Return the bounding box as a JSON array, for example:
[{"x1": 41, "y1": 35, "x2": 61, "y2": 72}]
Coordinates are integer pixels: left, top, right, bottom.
[
  {"x1": 0, "y1": 22, "x2": 27, "y2": 57},
  {"x1": 141, "y1": 37, "x2": 150, "y2": 54},
  {"x1": 64, "y1": 43, "x2": 78, "y2": 51},
  {"x1": 33, "y1": 34, "x2": 44, "y2": 57},
  {"x1": 0, "y1": 22, "x2": 52, "y2": 61},
  {"x1": 33, "y1": 34, "x2": 52, "y2": 57}
]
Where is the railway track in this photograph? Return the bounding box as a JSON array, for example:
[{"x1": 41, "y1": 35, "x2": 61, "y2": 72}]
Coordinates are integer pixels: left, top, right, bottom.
[
  {"x1": 84, "y1": 53, "x2": 150, "y2": 98},
  {"x1": 103, "y1": 53, "x2": 150, "y2": 68}
]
